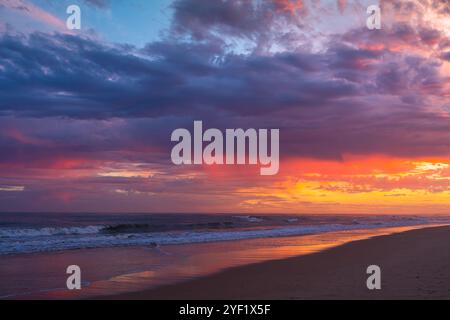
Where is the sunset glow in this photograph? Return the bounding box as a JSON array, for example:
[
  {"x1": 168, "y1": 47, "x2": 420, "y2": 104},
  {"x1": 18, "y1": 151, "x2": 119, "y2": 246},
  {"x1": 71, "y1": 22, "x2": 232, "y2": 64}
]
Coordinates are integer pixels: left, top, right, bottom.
[{"x1": 0, "y1": 0, "x2": 449, "y2": 214}]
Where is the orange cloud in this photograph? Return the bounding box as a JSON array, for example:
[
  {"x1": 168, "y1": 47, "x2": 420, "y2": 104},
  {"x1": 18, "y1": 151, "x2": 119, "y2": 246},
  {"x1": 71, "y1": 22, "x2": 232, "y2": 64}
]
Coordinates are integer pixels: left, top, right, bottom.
[
  {"x1": 273, "y1": 0, "x2": 304, "y2": 15},
  {"x1": 232, "y1": 155, "x2": 450, "y2": 214}
]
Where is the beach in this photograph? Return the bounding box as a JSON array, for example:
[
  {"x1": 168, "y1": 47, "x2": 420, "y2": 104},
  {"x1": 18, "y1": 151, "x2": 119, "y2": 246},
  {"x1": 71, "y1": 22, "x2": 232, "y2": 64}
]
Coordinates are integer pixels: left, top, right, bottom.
[
  {"x1": 2, "y1": 0, "x2": 450, "y2": 304},
  {"x1": 107, "y1": 225, "x2": 450, "y2": 300},
  {"x1": 1, "y1": 214, "x2": 449, "y2": 300}
]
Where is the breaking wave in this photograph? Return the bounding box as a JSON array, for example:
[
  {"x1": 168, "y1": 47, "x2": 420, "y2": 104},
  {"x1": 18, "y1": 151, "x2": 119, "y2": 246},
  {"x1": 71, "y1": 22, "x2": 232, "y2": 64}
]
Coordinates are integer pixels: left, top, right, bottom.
[{"x1": 1, "y1": 215, "x2": 447, "y2": 255}]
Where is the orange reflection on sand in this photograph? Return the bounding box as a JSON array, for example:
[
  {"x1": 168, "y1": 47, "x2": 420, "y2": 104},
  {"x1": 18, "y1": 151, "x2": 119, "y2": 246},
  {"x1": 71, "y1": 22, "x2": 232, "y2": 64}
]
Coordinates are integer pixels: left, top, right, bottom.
[{"x1": 11, "y1": 224, "x2": 445, "y2": 300}]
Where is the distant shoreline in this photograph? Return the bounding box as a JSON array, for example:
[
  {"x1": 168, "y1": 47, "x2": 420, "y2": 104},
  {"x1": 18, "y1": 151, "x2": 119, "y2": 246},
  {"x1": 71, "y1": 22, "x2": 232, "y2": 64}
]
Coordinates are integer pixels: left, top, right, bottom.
[{"x1": 102, "y1": 225, "x2": 450, "y2": 300}]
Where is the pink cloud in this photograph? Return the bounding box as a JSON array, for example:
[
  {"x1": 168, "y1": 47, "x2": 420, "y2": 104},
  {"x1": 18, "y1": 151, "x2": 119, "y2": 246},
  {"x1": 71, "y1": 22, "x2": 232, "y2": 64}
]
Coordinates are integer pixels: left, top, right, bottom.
[
  {"x1": 1, "y1": 0, "x2": 66, "y2": 30},
  {"x1": 337, "y1": 0, "x2": 347, "y2": 14}
]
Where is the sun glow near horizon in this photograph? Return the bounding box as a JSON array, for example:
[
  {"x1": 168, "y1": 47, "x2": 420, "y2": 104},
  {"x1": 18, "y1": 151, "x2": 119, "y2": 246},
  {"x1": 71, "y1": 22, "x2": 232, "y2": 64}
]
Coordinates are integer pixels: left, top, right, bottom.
[{"x1": 0, "y1": 0, "x2": 450, "y2": 214}]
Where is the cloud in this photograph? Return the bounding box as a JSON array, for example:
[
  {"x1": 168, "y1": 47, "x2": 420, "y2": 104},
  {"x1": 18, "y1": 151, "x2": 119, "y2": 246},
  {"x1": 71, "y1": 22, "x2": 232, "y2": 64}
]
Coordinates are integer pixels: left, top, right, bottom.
[
  {"x1": 1, "y1": 5, "x2": 449, "y2": 161},
  {"x1": 168, "y1": 0, "x2": 330, "y2": 53},
  {"x1": 441, "y1": 51, "x2": 450, "y2": 61},
  {"x1": 337, "y1": 0, "x2": 347, "y2": 14},
  {"x1": 83, "y1": 0, "x2": 109, "y2": 9},
  {"x1": 0, "y1": 32, "x2": 358, "y2": 119},
  {"x1": 0, "y1": 0, "x2": 66, "y2": 29},
  {"x1": 1, "y1": 0, "x2": 450, "y2": 212}
]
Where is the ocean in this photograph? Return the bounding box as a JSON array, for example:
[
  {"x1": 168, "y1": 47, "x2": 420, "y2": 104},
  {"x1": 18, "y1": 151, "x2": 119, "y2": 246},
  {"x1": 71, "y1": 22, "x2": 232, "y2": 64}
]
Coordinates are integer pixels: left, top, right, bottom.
[{"x1": 1, "y1": 213, "x2": 449, "y2": 298}]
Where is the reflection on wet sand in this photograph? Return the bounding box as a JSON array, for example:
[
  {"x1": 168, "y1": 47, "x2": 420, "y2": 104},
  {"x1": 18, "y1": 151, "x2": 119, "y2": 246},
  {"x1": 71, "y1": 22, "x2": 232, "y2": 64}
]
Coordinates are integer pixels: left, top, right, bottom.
[{"x1": 3, "y1": 225, "x2": 441, "y2": 299}]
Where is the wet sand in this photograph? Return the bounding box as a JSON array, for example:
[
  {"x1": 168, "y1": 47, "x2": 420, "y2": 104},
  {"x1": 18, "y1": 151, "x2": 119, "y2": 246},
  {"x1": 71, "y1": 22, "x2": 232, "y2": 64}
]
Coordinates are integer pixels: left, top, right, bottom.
[{"x1": 108, "y1": 225, "x2": 450, "y2": 300}]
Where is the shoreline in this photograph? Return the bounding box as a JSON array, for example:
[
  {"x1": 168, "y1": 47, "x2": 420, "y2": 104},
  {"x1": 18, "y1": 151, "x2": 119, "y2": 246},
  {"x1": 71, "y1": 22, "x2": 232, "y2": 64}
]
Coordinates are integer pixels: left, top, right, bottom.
[{"x1": 101, "y1": 225, "x2": 450, "y2": 300}]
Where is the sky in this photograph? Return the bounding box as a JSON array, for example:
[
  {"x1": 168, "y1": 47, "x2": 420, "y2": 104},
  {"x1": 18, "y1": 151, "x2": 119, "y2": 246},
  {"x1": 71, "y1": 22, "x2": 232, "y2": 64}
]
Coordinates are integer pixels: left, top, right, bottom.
[{"x1": 0, "y1": 0, "x2": 449, "y2": 214}]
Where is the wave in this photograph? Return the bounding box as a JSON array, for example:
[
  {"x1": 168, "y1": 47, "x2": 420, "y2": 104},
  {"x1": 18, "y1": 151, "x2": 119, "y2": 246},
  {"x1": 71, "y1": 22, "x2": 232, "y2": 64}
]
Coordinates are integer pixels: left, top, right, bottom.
[
  {"x1": 101, "y1": 221, "x2": 236, "y2": 234},
  {"x1": 233, "y1": 215, "x2": 264, "y2": 223},
  {"x1": 0, "y1": 221, "x2": 239, "y2": 238},
  {"x1": 0, "y1": 225, "x2": 105, "y2": 238},
  {"x1": 1, "y1": 218, "x2": 445, "y2": 255}
]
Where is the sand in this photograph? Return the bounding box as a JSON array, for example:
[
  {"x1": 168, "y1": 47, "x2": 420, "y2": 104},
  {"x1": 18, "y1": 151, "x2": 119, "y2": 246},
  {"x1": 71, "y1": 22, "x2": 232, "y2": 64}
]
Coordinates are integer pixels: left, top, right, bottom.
[{"x1": 103, "y1": 225, "x2": 450, "y2": 300}]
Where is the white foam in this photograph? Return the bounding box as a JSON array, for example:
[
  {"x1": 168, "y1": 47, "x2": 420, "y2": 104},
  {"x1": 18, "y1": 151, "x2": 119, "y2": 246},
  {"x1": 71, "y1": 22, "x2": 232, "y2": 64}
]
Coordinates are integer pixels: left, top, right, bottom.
[{"x1": 233, "y1": 215, "x2": 264, "y2": 222}]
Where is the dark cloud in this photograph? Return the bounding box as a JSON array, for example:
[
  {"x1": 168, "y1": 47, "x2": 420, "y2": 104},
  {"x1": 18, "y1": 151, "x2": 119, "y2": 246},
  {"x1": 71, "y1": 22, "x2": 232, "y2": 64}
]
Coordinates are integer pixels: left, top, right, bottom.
[
  {"x1": 169, "y1": 0, "x2": 311, "y2": 53},
  {"x1": 0, "y1": 32, "x2": 361, "y2": 119},
  {"x1": 83, "y1": 0, "x2": 109, "y2": 9},
  {"x1": 0, "y1": 0, "x2": 449, "y2": 165},
  {"x1": 442, "y1": 51, "x2": 450, "y2": 61},
  {"x1": 419, "y1": 27, "x2": 442, "y2": 46},
  {"x1": 170, "y1": 0, "x2": 262, "y2": 40},
  {"x1": 430, "y1": 0, "x2": 450, "y2": 15},
  {"x1": 343, "y1": 22, "x2": 446, "y2": 50}
]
